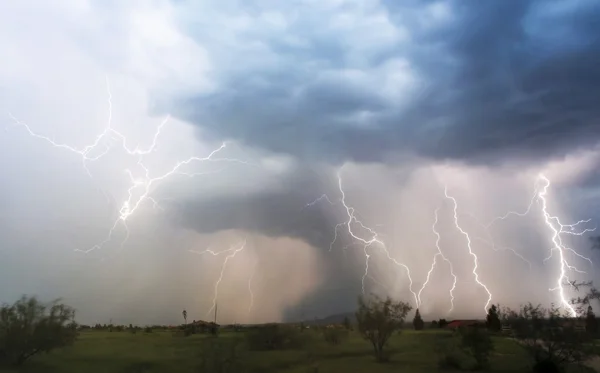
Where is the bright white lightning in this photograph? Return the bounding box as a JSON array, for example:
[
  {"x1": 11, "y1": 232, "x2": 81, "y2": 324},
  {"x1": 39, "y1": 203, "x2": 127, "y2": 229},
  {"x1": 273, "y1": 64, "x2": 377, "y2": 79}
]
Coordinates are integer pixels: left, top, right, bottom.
[
  {"x1": 444, "y1": 187, "x2": 493, "y2": 313},
  {"x1": 8, "y1": 76, "x2": 251, "y2": 254},
  {"x1": 483, "y1": 175, "x2": 595, "y2": 316},
  {"x1": 336, "y1": 169, "x2": 418, "y2": 307},
  {"x1": 204, "y1": 240, "x2": 247, "y2": 318},
  {"x1": 417, "y1": 208, "x2": 457, "y2": 314},
  {"x1": 537, "y1": 175, "x2": 594, "y2": 317}
]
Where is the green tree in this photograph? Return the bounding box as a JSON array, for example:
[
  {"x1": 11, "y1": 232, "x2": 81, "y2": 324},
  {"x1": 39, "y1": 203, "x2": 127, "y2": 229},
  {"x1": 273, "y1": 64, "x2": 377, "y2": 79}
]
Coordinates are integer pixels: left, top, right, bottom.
[
  {"x1": 485, "y1": 304, "x2": 501, "y2": 332},
  {"x1": 505, "y1": 303, "x2": 595, "y2": 372},
  {"x1": 459, "y1": 327, "x2": 494, "y2": 370},
  {"x1": 355, "y1": 294, "x2": 412, "y2": 362},
  {"x1": 412, "y1": 308, "x2": 424, "y2": 330},
  {"x1": 0, "y1": 296, "x2": 78, "y2": 367}
]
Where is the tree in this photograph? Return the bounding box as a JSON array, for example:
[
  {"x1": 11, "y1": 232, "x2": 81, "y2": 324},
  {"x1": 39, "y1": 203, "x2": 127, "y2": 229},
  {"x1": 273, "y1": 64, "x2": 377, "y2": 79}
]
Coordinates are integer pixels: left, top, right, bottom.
[
  {"x1": 0, "y1": 296, "x2": 78, "y2": 366},
  {"x1": 355, "y1": 294, "x2": 412, "y2": 362},
  {"x1": 412, "y1": 308, "x2": 424, "y2": 330},
  {"x1": 342, "y1": 316, "x2": 351, "y2": 330},
  {"x1": 486, "y1": 304, "x2": 501, "y2": 332},
  {"x1": 438, "y1": 318, "x2": 449, "y2": 328},
  {"x1": 586, "y1": 305, "x2": 598, "y2": 335},
  {"x1": 182, "y1": 309, "x2": 187, "y2": 325},
  {"x1": 505, "y1": 303, "x2": 595, "y2": 372},
  {"x1": 459, "y1": 327, "x2": 494, "y2": 370}
]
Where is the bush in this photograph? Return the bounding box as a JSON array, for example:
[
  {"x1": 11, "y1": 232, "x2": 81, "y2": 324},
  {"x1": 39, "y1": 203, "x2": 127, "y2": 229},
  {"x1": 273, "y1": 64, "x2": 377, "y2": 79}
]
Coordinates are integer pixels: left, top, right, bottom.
[
  {"x1": 144, "y1": 327, "x2": 153, "y2": 333},
  {"x1": 438, "y1": 353, "x2": 463, "y2": 370},
  {"x1": 459, "y1": 327, "x2": 494, "y2": 370},
  {"x1": 0, "y1": 296, "x2": 78, "y2": 367},
  {"x1": 245, "y1": 324, "x2": 308, "y2": 351},
  {"x1": 322, "y1": 328, "x2": 347, "y2": 345}
]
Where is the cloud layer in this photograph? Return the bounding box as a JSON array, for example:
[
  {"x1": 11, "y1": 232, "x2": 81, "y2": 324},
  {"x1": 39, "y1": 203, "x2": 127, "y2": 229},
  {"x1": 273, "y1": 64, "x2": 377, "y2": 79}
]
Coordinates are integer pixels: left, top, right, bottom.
[{"x1": 165, "y1": 0, "x2": 600, "y2": 165}]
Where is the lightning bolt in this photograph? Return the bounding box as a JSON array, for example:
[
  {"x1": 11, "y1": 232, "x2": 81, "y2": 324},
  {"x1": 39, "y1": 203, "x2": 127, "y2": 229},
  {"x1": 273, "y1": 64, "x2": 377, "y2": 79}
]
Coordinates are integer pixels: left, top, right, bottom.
[
  {"x1": 444, "y1": 186, "x2": 493, "y2": 313},
  {"x1": 417, "y1": 208, "x2": 457, "y2": 314},
  {"x1": 303, "y1": 194, "x2": 336, "y2": 209},
  {"x1": 248, "y1": 261, "x2": 257, "y2": 314},
  {"x1": 484, "y1": 174, "x2": 595, "y2": 317},
  {"x1": 336, "y1": 168, "x2": 418, "y2": 307},
  {"x1": 8, "y1": 76, "x2": 253, "y2": 254},
  {"x1": 204, "y1": 240, "x2": 247, "y2": 318},
  {"x1": 537, "y1": 175, "x2": 594, "y2": 317}
]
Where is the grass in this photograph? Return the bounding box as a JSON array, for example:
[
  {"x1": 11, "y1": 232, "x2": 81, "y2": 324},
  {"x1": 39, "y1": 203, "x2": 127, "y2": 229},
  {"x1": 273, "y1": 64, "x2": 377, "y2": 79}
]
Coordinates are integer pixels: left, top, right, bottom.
[{"x1": 2, "y1": 328, "x2": 595, "y2": 373}]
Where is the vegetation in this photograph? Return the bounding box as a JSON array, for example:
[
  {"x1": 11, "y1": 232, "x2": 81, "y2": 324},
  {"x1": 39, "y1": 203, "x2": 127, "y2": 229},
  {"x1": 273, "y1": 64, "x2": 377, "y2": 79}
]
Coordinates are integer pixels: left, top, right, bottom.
[
  {"x1": 355, "y1": 294, "x2": 412, "y2": 362},
  {"x1": 0, "y1": 296, "x2": 78, "y2": 367},
  {"x1": 413, "y1": 309, "x2": 424, "y2": 331},
  {"x1": 486, "y1": 305, "x2": 502, "y2": 332}
]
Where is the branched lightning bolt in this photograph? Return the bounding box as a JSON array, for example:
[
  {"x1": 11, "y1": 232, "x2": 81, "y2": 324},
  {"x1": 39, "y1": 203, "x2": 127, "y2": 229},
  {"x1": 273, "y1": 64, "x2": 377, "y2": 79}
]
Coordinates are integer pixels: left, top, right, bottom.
[
  {"x1": 303, "y1": 194, "x2": 336, "y2": 209},
  {"x1": 444, "y1": 187, "x2": 493, "y2": 313},
  {"x1": 204, "y1": 240, "x2": 247, "y2": 317},
  {"x1": 8, "y1": 76, "x2": 253, "y2": 254},
  {"x1": 336, "y1": 169, "x2": 418, "y2": 307},
  {"x1": 537, "y1": 175, "x2": 594, "y2": 317},
  {"x1": 417, "y1": 208, "x2": 457, "y2": 314},
  {"x1": 485, "y1": 174, "x2": 595, "y2": 316}
]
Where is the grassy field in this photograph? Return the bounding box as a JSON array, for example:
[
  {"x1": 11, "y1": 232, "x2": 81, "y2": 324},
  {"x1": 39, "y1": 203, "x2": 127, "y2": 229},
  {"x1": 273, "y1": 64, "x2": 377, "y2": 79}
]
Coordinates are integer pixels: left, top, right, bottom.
[{"x1": 3, "y1": 328, "x2": 595, "y2": 373}]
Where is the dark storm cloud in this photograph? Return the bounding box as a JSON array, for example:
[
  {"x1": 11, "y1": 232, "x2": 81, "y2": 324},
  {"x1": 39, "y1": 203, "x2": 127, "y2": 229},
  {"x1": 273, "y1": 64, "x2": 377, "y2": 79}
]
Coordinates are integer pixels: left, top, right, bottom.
[
  {"x1": 167, "y1": 0, "x2": 600, "y2": 165},
  {"x1": 171, "y1": 166, "x2": 346, "y2": 250}
]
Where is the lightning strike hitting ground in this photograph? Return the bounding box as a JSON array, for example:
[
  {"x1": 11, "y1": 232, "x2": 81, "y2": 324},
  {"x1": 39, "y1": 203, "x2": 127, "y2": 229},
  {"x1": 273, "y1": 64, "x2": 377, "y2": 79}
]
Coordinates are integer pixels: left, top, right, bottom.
[
  {"x1": 444, "y1": 187, "x2": 494, "y2": 313},
  {"x1": 537, "y1": 175, "x2": 595, "y2": 317},
  {"x1": 205, "y1": 240, "x2": 247, "y2": 317},
  {"x1": 8, "y1": 76, "x2": 251, "y2": 254},
  {"x1": 247, "y1": 261, "x2": 257, "y2": 314},
  {"x1": 483, "y1": 174, "x2": 595, "y2": 316},
  {"x1": 417, "y1": 208, "x2": 457, "y2": 314},
  {"x1": 336, "y1": 169, "x2": 419, "y2": 307}
]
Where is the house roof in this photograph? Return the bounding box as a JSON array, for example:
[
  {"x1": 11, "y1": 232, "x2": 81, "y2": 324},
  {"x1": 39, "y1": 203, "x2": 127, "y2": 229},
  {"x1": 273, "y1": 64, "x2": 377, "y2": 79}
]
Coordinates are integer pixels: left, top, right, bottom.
[{"x1": 446, "y1": 320, "x2": 480, "y2": 328}]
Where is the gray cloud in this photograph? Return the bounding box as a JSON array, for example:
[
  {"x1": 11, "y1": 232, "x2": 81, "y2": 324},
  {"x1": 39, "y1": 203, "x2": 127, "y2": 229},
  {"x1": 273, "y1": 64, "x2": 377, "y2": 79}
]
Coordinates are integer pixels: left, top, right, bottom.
[{"x1": 167, "y1": 0, "x2": 600, "y2": 165}]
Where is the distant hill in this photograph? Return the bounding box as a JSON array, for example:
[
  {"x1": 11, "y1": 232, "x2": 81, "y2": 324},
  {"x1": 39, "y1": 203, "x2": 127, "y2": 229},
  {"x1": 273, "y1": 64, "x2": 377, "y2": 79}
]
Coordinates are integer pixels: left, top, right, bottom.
[{"x1": 303, "y1": 312, "x2": 355, "y2": 325}]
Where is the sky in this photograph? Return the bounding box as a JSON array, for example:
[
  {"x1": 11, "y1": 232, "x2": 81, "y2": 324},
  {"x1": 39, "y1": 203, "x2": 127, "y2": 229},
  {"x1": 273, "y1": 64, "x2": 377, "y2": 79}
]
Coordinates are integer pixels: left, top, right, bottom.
[{"x1": 0, "y1": 0, "x2": 599, "y2": 325}]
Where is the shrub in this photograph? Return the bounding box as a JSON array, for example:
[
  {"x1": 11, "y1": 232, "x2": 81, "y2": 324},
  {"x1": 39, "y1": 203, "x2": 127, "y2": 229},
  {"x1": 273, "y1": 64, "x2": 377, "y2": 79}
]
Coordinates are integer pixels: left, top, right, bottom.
[
  {"x1": 0, "y1": 296, "x2": 78, "y2": 367},
  {"x1": 245, "y1": 324, "x2": 308, "y2": 351},
  {"x1": 459, "y1": 327, "x2": 494, "y2": 370},
  {"x1": 322, "y1": 328, "x2": 347, "y2": 345}
]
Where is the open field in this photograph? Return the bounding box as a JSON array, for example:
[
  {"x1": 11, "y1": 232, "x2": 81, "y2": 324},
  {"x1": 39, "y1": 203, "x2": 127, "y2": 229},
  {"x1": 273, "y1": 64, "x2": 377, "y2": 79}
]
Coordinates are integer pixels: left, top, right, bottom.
[{"x1": 3, "y1": 328, "x2": 595, "y2": 373}]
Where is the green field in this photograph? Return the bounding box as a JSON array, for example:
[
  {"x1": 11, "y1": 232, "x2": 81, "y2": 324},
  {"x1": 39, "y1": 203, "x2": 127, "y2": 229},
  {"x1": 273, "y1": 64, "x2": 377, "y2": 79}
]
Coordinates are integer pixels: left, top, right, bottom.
[{"x1": 3, "y1": 329, "x2": 594, "y2": 373}]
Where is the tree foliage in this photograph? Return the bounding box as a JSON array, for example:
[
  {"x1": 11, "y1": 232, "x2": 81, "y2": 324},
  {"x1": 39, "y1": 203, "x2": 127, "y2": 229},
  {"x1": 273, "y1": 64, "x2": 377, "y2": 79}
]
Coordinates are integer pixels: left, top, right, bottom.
[
  {"x1": 486, "y1": 304, "x2": 501, "y2": 332},
  {"x1": 459, "y1": 327, "x2": 494, "y2": 370},
  {"x1": 0, "y1": 296, "x2": 78, "y2": 366},
  {"x1": 355, "y1": 295, "x2": 412, "y2": 362},
  {"x1": 412, "y1": 308, "x2": 424, "y2": 331},
  {"x1": 504, "y1": 303, "x2": 595, "y2": 372}
]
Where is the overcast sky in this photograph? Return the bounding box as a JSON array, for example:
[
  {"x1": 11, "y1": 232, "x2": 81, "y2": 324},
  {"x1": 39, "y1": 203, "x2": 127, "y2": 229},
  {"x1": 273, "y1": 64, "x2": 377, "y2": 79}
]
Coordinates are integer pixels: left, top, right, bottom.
[{"x1": 0, "y1": 0, "x2": 599, "y2": 325}]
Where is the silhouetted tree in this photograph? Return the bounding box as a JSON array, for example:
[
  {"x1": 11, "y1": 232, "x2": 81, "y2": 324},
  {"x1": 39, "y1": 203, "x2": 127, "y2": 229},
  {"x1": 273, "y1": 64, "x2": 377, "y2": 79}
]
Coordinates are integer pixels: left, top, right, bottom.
[
  {"x1": 438, "y1": 319, "x2": 448, "y2": 328},
  {"x1": 182, "y1": 309, "x2": 187, "y2": 325},
  {"x1": 412, "y1": 308, "x2": 424, "y2": 330},
  {"x1": 504, "y1": 303, "x2": 595, "y2": 372},
  {"x1": 459, "y1": 326, "x2": 494, "y2": 370},
  {"x1": 586, "y1": 305, "x2": 598, "y2": 335},
  {"x1": 0, "y1": 296, "x2": 78, "y2": 367},
  {"x1": 355, "y1": 294, "x2": 412, "y2": 362},
  {"x1": 486, "y1": 304, "x2": 501, "y2": 332},
  {"x1": 342, "y1": 316, "x2": 351, "y2": 330}
]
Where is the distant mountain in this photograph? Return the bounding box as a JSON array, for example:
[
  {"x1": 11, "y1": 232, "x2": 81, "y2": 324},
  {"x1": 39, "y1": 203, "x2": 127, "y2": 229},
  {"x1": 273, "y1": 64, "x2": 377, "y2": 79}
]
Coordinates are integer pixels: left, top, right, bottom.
[{"x1": 303, "y1": 312, "x2": 354, "y2": 325}]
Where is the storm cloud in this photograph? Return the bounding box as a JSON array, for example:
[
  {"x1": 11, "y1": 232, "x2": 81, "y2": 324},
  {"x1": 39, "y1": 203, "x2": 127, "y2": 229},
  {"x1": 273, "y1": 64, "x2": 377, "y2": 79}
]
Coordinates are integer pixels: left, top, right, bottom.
[
  {"x1": 167, "y1": 0, "x2": 600, "y2": 165},
  {"x1": 1, "y1": 0, "x2": 600, "y2": 325}
]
